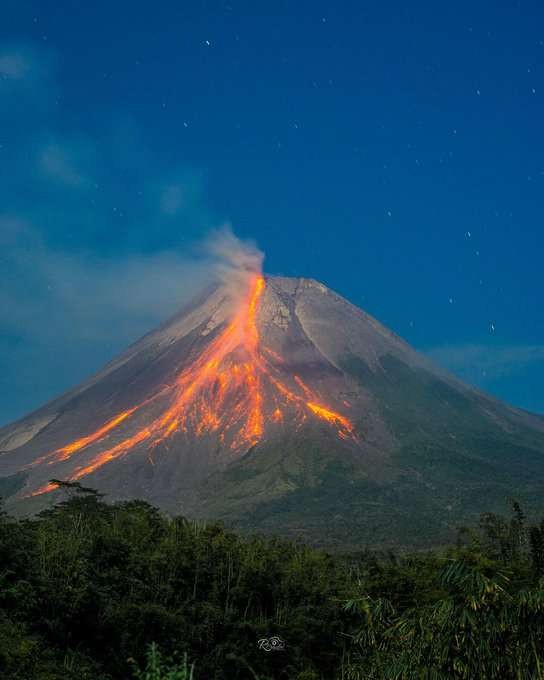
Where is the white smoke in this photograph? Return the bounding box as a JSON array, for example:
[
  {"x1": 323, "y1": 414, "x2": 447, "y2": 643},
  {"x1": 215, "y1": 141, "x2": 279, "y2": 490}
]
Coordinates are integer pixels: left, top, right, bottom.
[{"x1": 202, "y1": 224, "x2": 264, "y2": 298}]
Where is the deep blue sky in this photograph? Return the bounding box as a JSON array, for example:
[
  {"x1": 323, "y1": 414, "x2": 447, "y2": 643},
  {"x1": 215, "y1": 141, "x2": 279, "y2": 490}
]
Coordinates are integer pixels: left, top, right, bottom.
[{"x1": 1, "y1": 0, "x2": 543, "y2": 425}]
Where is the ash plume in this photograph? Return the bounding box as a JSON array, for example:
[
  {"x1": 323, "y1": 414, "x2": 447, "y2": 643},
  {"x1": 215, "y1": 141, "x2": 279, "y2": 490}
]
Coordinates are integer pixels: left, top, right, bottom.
[{"x1": 202, "y1": 225, "x2": 264, "y2": 300}]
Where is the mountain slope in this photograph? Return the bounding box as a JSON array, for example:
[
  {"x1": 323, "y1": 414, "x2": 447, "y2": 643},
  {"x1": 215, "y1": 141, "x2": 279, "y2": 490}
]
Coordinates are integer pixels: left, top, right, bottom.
[{"x1": 1, "y1": 275, "x2": 543, "y2": 549}]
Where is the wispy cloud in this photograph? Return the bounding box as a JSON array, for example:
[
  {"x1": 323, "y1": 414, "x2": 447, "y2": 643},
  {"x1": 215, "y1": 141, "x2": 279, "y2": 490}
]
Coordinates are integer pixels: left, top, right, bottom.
[
  {"x1": 0, "y1": 51, "x2": 32, "y2": 79},
  {"x1": 0, "y1": 43, "x2": 57, "y2": 103},
  {"x1": 38, "y1": 142, "x2": 89, "y2": 188},
  {"x1": 0, "y1": 217, "x2": 208, "y2": 344},
  {"x1": 160, "y1": 183, "x2": 185, "y2": 215},
  {"x1": 0, "y1": 42, "x2": 214, "y2": 250},
  {"x1": 0, "y1": 218, "x2": 261, "y2": 342}
]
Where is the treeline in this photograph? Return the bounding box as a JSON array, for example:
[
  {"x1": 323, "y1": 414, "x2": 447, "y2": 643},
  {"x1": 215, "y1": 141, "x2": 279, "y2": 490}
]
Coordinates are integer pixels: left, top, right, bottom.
[{"x1": 1, "y1": 484, "x2": 543, "y2": 679}]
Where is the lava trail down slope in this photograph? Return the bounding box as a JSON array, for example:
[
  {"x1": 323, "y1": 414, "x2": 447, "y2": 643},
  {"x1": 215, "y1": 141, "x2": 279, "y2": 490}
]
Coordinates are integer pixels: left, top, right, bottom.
[{"x1": 1, "y1": 275, "x2": 544, "y2": 549}]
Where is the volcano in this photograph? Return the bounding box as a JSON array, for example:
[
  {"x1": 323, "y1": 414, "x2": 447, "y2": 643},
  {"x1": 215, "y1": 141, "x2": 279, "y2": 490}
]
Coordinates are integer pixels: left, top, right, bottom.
[{"x1": 1, "y1": 275, "x2": 544, "y2": 549}]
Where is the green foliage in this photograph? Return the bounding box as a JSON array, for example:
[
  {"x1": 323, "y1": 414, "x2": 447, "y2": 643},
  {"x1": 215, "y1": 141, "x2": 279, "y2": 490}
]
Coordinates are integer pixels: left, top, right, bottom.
[
  {"x1": 0, "y1": 487, "x2": 354, "y2": 679},
  {"x1": 1, "y1": 487, "x2": 544, "y2": 679},
  {"x1": 342, "y1": 504, "x2": 544, "y2": 679},
  {"x1": 130, "y1": 643, "x2": 195, "y2": 680}
]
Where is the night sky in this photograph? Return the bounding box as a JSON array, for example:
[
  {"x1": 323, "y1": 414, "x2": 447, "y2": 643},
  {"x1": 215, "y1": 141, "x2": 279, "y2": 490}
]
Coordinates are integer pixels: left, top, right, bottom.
[{"x1": 1, "y1": 0, "x2": 543, "y2": 426}]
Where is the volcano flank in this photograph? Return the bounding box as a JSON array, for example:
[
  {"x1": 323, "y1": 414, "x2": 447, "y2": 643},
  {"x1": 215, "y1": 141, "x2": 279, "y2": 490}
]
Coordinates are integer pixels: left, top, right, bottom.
[{"x1": 1, "y1": 275, "x2": 544, "y2": 549}]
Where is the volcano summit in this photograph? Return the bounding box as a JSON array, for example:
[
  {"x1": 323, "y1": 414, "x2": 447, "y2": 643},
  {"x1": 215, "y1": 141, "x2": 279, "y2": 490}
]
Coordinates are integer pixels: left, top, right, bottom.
[{"x1": 1, "y1": 275, "x2": 544, "y2": 548}]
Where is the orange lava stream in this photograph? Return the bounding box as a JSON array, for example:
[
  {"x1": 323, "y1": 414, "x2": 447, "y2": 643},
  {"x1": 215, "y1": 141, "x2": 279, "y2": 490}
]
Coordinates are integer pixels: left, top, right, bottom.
[{"x1": 30, "y1": 274, "x2": 355, "y2": 497}]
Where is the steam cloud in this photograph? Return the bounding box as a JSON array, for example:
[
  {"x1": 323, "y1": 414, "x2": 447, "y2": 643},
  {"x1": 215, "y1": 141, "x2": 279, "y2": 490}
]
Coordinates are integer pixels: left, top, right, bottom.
[{"x1": 202, "y1": 225, "x2": 264, "y2": 299}]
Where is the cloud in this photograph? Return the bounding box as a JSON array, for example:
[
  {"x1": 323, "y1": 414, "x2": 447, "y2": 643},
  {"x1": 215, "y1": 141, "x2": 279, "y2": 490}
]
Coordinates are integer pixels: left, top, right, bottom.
[
  {"x1": 0, "y1": 51, "x2": 32, "y2": 79},
  {"x1": 160, "y1": 184, "x2": 185, "y2": 215},
  {"x1": 0, "y1": 43, "x2": 57, "y2": 103},
  {"x1": 426, "y1": 343, "x2": 544, "y2": 380},
  {"x1": 0, "y1": 219, "x2": 260, "y2": 346},
  {"x1": 38, "y1": 143, "x2": 88, "y2": 187},
  {"x1": 0, "y1": 52, "x2": 214, "y2": 252}
]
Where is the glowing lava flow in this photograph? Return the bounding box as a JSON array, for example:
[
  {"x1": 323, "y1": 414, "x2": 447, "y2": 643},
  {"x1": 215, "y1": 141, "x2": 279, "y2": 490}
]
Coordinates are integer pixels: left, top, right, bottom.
[{"x1": 30, "y1": 275, "x2": 355, "y2": 496}]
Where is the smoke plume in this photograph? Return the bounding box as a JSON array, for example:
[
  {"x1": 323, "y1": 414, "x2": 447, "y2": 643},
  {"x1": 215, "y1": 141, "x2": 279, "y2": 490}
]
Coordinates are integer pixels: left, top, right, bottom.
[{"x1": 201, "y1": 225, "x2": 264, "y2": 300}]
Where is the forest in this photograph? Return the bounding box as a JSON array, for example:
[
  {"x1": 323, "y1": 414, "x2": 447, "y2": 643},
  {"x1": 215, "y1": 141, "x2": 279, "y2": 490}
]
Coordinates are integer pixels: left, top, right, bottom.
[{"x1": 1, "y1": 483, "x2": 544, "y2": 679}]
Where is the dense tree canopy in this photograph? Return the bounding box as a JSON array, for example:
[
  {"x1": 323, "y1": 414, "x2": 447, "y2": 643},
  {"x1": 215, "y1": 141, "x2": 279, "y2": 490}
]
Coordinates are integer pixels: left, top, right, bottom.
[{"x1": 1, "y1": 486, "x2": 543, "y2": 679}]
